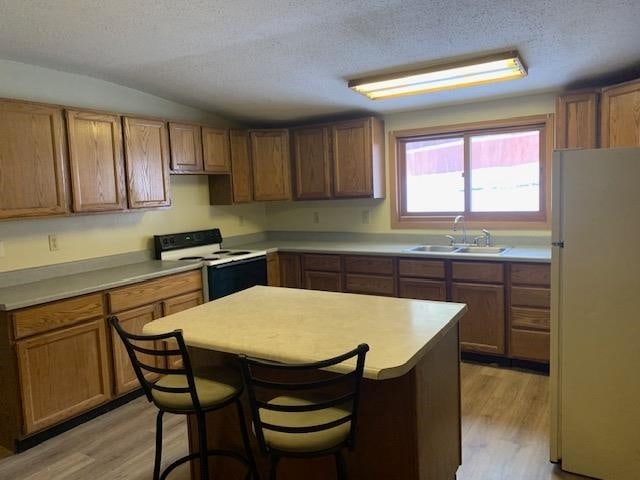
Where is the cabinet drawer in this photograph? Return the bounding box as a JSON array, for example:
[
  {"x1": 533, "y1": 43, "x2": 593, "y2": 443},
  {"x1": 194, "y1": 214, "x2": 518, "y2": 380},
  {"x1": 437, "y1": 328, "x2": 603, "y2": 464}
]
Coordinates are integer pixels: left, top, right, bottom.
[
  {"x1": 345, "y1": 274, "x2": 396, "y2": 296},
  {"x1": 511, "y1": 287, "x2": 550, "y2": 308},
  {"x1": 108, "y1": 271, "x2": 202, "y2": 313},
  {"x1": 302, "y1": 254, "x2": 342, "y2": 272},
  {"x1": 13, "y1": 294, "x2": 104, "y2": 340},
  {"x1": 451, "y1": 262, "x2": 503, "y2": 283},
  {"x1": 511, "y1": 307, "x2": 550, "y2": 331},
  {"x1": 510, "y1": 263, "x2": 550, "y2": 286},
  {"x1": 398, "y1": 259, "x2": 445, "y2": 279},
  {"x1": 510, "y1": 329, "x2": 550, "y2": 362},
  {"x1": 304, "y1": 271, "x2": 343, "y2": 292},
  {"x1": 344, "y1": 256, "x2": 395, "y2": 275},
  {"x1": 398, "y1": 278, "x2": 446, "y2": 301}
]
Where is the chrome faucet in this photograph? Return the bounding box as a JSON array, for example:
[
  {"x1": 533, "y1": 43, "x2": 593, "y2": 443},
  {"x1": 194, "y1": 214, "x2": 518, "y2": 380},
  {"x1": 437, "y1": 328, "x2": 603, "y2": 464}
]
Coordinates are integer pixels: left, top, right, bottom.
[
  {"x1": 482, "y1": 229, "x2": 492, "y2": 247},
  {"x1": 453, "y1": 215, "x2": 467, "y2": 244}
]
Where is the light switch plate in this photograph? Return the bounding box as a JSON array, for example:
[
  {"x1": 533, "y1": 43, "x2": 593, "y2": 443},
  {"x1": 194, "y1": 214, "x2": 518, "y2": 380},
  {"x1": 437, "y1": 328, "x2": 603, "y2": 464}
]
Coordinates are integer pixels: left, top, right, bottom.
[{"x1": 48, "y1": 234, "x2": 59, "y2": 252}]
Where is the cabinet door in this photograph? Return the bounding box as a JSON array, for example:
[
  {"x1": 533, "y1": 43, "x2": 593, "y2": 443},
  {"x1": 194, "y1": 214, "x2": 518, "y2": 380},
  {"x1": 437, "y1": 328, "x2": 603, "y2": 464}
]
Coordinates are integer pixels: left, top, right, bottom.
[
  {"x1": 292, "y1": 127, "x2": 332, "y2": 199},
  {"x1": 250, "y1": 129, "x2": 292, "y2": 201},
  {"x1": 452, "y1": 282, "x2": 505, "y2": 355},
  {"x1": 279, "y1": 253, "x2": 302, "y2": 288},
  {"x1": 601, "y1": 79, "x2": 640, "y2": 147},
  {"x1": 555, "y1": 92, "x2": 599, "y2": 149},
  {"x1": 16, "y1": 319, "x2": 111, "y2": 434},
  {"x1": 111, "y1": 303, "x2": 163, "y2": 395},
  {"x1": 332, "y1": 118, "x2": 372, "y2": 197},
  {"x1": 169, "y1": 123, "x2": 203, "y2": 172},
  {"x1": 0, "y1": 100, "x2": 69, "y2": 219},
  {"x1": 304, "y1": 271, "x2": 342, "y2": 292},
  {"x1": 66, "y1": 109, "x2": 127, "y2": 212},
  {"x1": 399, "y1": 278, "x2": 446, "y2": 301},
  {"x1": 202, "y1": 127, "x2": 231, "y2": 173},
  {"x1": 162, "y1": 291, "x2": 203, "y2": 369},
  {"x1": 230, "y1": 129, "x2": 253, "y2": 202},
  {"x1": 267, "y1": 252, "x2": 281, "y2": 286},
  {"x1": 123, "y1": 116, "x2": 171, "y2": 209}
]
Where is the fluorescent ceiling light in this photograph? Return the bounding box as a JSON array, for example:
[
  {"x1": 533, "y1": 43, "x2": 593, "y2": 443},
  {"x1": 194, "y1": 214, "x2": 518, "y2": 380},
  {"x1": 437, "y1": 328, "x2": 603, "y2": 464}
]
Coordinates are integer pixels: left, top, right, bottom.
[{"x1": 349, "y1": 51, "x2": 527, "y2": 100}]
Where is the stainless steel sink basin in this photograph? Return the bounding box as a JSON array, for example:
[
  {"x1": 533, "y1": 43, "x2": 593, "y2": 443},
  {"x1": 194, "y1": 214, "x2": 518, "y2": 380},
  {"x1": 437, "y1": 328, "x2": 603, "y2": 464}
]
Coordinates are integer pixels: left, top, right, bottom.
[
  {"x1": 455, "y1": 246, "x2": 509, "y2": 254},
  {"x1": 407, "y1": 245, "x2": 459, "y2": 253}
]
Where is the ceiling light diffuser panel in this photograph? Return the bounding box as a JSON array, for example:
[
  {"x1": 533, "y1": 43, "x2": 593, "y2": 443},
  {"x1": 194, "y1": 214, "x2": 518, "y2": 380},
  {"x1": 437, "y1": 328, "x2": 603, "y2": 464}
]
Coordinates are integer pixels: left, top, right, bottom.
[{"x1": 349, "y1": 51, "x2": 527, "y2": 100}]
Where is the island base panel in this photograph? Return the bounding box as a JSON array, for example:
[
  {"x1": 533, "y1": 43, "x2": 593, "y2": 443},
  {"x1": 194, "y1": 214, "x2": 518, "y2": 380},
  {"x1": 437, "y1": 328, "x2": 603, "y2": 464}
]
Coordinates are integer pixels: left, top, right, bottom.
[{"x1": 187, "y1": 325, "x2": 461, "y2": 480}]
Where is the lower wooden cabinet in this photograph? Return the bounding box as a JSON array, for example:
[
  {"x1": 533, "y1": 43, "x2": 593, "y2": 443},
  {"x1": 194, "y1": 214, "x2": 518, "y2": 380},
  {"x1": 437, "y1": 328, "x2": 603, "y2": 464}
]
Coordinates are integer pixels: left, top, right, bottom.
[
  {"x1": 111, "y1": 303, "x2": 165, "y2": 395},
  {"x1": 279, "y1": 253, "x2": 302, "y2": 288},
  {"x1": 452, "y1": 282, "x2": 505, "y2": 355},
  {"x1": 345, "y1": 274, "x2": 396, "y2": 296},
  {"x1": 16, "y1": 319, "x2": 111, "y2": 434},
  {"x1": 399, "y1": 278, "x2": 446, "y2": 301},
  {"x1": 305, "y1": 271, "x2": 342, "y2": 292},
  {"x1": 162, "y1": 291, "x2": 204, "y2": 369},
  {"x1": 266, "y1": 252, "x2": 281, "y2": 286}
]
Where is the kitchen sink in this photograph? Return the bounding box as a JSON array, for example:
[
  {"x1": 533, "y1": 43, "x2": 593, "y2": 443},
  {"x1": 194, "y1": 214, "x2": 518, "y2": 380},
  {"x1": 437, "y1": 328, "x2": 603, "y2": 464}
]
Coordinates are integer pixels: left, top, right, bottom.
[
  {"x1": 405, "y1": 245, "x2": 511, "y2": 255},
  {"x1": 407, "y1": 245, "x2": 459, "y2": 253},
  {"x1": 455, "y1": 246, "x2": 509, "y2": 254}
]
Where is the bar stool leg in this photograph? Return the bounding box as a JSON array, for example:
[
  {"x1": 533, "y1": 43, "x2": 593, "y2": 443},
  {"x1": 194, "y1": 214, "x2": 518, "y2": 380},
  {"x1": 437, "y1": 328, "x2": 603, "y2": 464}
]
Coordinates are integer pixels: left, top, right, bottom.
[
  {"x1": 153, "y1": 411, "x2": 164, "y2": 480},
  {"x1": 235, "y1": 400, "x2": 260, "y2": 480},
  {"x1": 196, "y1": 412, "x2": 210, "y2": 480},
  {"x1": 269, "y1": 455, "x2": 279, "y2": 480},
  {"x1": 335, "y1": 451, "x2": 347, "y2": 480}
]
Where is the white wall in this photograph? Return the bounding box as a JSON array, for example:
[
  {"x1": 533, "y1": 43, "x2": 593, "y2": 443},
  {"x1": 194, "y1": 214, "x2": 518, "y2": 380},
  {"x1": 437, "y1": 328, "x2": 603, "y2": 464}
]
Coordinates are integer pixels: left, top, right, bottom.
[
  {"x1": 266, "y1": 92, "x2": 557, "y2": 237},
  {"x1": 0, "y1": 59, "x2": 267, "y2": 272}
]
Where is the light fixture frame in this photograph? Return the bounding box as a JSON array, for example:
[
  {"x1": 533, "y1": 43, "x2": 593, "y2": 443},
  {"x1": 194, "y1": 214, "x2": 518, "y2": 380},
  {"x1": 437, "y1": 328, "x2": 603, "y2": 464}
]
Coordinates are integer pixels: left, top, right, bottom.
[{"x1": 348, "y1": 51, "x2": 527, "y2": 100}]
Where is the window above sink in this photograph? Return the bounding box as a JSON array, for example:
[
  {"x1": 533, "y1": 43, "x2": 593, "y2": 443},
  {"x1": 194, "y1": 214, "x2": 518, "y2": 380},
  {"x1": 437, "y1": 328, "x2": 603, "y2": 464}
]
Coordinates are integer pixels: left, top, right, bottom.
[{"x1": 390, "y1": 115, "x2": 552, "y2": 230}]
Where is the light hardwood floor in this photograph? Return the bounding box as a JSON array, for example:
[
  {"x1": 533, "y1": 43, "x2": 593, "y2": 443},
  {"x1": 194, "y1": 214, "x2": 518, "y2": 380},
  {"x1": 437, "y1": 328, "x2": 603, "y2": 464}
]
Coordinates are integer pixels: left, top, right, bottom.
[{"x1": 0, "y1": 363, "x2": 589, "y2": 480}]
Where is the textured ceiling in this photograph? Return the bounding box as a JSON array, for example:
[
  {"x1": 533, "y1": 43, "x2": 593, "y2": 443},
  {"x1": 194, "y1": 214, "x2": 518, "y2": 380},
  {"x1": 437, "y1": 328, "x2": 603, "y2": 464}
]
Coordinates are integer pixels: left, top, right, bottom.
[{"x1": 0, "y1": 0, "x2": 639, "y2": 124}]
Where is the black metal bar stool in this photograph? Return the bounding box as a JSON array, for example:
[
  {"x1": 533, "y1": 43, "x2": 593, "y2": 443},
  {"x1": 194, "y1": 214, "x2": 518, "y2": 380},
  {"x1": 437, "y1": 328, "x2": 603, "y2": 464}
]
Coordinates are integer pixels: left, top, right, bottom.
[
  {"x1": 239, "y1": 344, "x2": 369, "y2": 480},
  {"x1": 109, "y1": 316, "x2": 259, "y2": 480}
]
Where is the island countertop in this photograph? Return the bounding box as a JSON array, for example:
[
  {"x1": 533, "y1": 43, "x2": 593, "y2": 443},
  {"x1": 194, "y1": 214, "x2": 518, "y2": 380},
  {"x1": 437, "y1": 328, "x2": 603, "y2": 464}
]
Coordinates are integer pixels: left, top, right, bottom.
[{"x1": 143, "y1": 285, "x2": 467, "y2": 380}]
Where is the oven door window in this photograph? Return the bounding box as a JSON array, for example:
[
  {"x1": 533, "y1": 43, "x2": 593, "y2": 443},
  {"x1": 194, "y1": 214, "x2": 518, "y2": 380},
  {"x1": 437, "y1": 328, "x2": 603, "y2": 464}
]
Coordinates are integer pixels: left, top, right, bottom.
[{"x1": 208, "y1": 258, "x2": 267, "y2": 300}]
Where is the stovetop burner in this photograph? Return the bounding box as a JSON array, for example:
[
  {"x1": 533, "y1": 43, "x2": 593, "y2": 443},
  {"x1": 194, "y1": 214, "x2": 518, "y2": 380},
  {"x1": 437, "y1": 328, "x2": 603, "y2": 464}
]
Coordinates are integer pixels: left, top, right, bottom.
[
  {"x1": 179, "y1": 256, "x2": 204, "y2": 260},
  {"x1": 216, "y1": 250, "x2": 231, "y2": 254},
  {"x1": 227, "y1": 251, "x2": 251, "y2": 256},
  {"x1": 203, "y1": 256, "x2": 221, "y2": 260}
]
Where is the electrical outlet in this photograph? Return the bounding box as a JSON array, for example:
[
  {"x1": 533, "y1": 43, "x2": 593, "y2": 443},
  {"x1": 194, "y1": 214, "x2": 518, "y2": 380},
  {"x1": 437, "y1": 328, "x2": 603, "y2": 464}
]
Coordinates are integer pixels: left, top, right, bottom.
[
  {"x1": 361, "y1": 210, "x2": 370, "y2": 225},
  {"x1": 0, "y1": 240, "x2": 5, "y2": 258},
  {"x1": 48, "y1": 234, "x2": 59, "y2": 252},
  {"x1": 313, "y1": 212, "x2": 320, "y2": 224},
  {"x1": 239, "y1": 215, "x2": 245, "y2": 226}
]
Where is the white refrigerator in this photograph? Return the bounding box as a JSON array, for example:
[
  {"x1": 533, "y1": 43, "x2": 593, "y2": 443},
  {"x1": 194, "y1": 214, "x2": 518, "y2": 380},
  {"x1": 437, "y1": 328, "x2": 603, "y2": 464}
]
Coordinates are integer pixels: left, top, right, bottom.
[{"x1": 550, "y1": 147, "x2": 640, "y2": 479}]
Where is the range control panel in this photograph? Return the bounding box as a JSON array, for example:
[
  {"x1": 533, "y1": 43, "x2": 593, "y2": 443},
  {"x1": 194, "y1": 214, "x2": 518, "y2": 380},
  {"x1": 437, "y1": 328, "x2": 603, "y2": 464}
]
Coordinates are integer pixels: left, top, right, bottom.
[{"x1": 154, "y1": 229, "x2": 223, "y2": 257}]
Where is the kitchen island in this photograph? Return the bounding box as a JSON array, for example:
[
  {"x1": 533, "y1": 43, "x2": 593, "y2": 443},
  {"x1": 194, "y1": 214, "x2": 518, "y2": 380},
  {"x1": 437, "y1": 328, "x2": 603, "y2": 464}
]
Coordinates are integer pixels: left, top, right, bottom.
[{"x1": 144, "y1": 285, "x2": 467, "y2": 479}]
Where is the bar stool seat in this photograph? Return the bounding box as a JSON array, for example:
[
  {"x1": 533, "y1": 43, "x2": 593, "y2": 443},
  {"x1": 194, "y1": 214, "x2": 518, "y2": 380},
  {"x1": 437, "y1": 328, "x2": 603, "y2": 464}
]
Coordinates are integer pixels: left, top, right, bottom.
[
  {"x1": 152, "y1": 366, "x2": 242, "y2": 411},
  {"x1": 260, "y1": 396, "x2": 351, "y2": 453}
]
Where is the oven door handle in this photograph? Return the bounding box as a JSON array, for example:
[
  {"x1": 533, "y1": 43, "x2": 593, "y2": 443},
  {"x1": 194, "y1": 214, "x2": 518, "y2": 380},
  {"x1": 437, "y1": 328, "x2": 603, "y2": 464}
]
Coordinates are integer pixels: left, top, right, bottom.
[{"x1": 209, "y1": 256, "x2": 266, "y2": 269}]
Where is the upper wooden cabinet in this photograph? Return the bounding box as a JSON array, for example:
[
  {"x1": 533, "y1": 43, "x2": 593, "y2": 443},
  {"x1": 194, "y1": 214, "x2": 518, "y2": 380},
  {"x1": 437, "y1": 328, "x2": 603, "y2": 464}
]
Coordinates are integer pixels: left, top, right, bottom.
[
  {"x1": 250, "y1": 129, "x2": 292, "y2": 201},
  {"x1": 555, "y1": 91, "x2": 599, "y2": 149},
  {"x1": 123, "y1": 116, "x2": 171, "y2": 209},
  {"x1": 230, "y1": 129, "x2": 253, "y2": 202},
  {"x1": 601, "y1": 78, "x2": 640, "y2": 147},
  {"x1": 202, "y1": 127, "x2": 231, "y2": 173},
  {"x1": 66, "y1": 109, "x2": 127, "y2": 212},
  {"x1": 169, "y1": 122, "x2": 203, "y2": 172},
  {"x1": 332, "y1": 117, "x2": 385, "y2": 198},
  {"x1": 292, "y1": 126, "x2": 332, "y2": 199},
  {"x1": 0, "y1": 100, "x2": 69, "y2": 220}
]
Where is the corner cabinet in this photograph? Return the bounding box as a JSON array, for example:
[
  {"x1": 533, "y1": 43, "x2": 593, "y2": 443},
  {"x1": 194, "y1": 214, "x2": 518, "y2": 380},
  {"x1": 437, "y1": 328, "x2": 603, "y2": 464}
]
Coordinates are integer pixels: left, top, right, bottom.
[
  {"x1": 555, "y1": 91, "x2": 599, "y2": 149},
  {"x1": 230, "y1": 129, "x2": 254, "y2": 202},
  {"x1": 66, "y1": 109, "x2": 127, "y2": 212},
  {"x1": 332, "y1": 117, "x2": 385, "y2": 198},
  {"x1": 202, "y1": 127, "x2": 231, "y2": 173},
  {"x1": 0, "y1": 100, "x2": 69, "y2": 219},
  {"x1": 250, "y1": 129, "x2": 292, "y2": 201},
  {"x1": 123, "y1": 116, "x2": 171, "y2": 209},
  {"x1": 169, "y1": 122, "x2": 204, "y2": 172}
]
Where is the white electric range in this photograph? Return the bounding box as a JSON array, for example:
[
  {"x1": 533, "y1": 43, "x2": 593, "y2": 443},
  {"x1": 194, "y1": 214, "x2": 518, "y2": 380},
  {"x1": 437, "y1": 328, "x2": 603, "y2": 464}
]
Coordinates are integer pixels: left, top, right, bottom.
[{"x1": 154, "y1": 229, "x2": 267, "y2": 301}]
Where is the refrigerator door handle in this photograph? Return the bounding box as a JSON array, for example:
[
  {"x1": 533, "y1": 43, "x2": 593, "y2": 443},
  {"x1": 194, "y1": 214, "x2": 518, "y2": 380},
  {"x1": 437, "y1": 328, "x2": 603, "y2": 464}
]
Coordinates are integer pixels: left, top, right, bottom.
[{"x1": 552, "y1": 241, "x2": 564, "y2": 248}]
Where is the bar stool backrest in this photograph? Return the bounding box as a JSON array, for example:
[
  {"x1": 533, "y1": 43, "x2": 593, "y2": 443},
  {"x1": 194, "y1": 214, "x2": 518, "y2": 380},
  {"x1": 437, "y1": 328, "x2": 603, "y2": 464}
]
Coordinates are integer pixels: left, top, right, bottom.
[
  {"x1": 239, "y1": 344, "x2": 369, "y2": 455},
  {"x1": 108, "y1": 315, "x2": 203, "y2": 412}
]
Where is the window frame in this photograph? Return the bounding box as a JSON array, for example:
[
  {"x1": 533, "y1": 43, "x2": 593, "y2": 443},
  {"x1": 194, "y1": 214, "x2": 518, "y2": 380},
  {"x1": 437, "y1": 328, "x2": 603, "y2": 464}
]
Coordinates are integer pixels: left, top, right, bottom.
[{"x1": 390, "y1": 114, "x2": 554, "y2": 230}]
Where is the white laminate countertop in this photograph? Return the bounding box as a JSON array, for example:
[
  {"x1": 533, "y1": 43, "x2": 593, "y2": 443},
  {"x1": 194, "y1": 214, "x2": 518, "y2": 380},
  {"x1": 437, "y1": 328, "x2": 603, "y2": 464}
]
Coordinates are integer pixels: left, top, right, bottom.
[
  {"x1": 0, "y1": 261, "x2": 202, "y2": 311},
  {"x1": 232, "y1": 240, "x2": 552, "y2": 263},
  {"x1": 143, "y1": 285, "x2": 467, "y2": 381}
]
